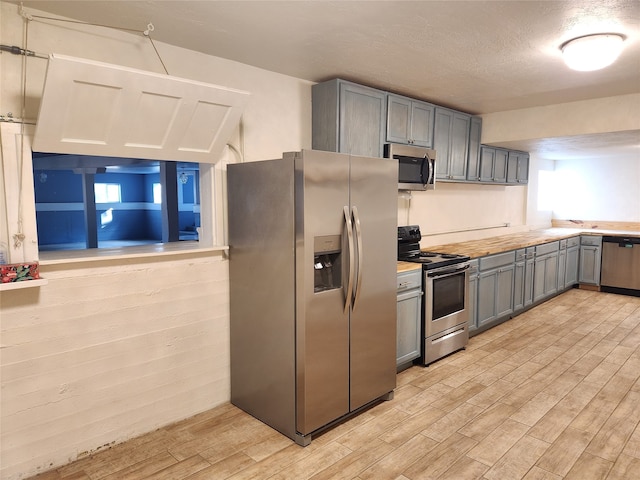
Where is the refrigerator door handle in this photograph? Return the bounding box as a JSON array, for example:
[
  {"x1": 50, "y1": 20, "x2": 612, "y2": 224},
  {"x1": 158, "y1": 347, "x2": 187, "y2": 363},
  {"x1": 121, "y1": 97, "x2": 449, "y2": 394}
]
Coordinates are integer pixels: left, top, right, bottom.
[
  {"x1": 351, "y1": 206, "x2": 363, "y2": 310},
  {"x1": 343, "y1": 206, "x2": 355, "y2": 313}
]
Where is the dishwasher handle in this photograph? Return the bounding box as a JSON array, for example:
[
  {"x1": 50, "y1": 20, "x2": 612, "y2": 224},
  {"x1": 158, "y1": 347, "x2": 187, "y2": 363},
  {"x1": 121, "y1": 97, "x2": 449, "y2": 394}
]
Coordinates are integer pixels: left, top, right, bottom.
[{"x1": 603, "y1": 236, "x2": 640, "y2": 247}]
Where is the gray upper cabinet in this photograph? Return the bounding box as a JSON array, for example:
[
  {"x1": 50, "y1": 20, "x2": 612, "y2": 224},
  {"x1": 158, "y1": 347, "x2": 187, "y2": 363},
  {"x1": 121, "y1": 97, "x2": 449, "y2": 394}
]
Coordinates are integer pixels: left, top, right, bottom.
[
  {"x1": 493, "y1": 149, "x2": 509, "y2": 183},
  {"x1": 479, "y1": 146, "x2": 508, "y2": 183},
  {"x1": 312, "y1": 79, "x2": 386, "y2": 158},
  {"x1": 479, "y1": 146, "x2": 528, "y2": 184},
  {"x1": 386, "y1": 94, "x2": 435, "y2": 147},
  {"x1": 466, "y1": 116, "x2": 483, "y2": 181},
  {"x1": 507, "y1": 151, "x2": 530, "y2": 184},
  {"x1": 434, "y1": 107, "x2": 470, "y2": 181}
]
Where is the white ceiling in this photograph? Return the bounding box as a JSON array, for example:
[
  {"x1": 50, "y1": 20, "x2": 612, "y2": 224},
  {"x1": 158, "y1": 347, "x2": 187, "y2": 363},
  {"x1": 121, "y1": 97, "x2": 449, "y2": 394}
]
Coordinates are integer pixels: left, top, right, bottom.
[{"x1": 8, "y1": 0, "x2": 640, "y2": 160}]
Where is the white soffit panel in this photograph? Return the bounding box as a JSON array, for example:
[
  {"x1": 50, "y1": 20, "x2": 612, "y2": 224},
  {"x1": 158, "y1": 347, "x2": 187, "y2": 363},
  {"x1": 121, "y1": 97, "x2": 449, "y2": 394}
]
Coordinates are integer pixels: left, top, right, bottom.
[{"x1": 32, "y1": 54, "x2": 250, "y2": 163}]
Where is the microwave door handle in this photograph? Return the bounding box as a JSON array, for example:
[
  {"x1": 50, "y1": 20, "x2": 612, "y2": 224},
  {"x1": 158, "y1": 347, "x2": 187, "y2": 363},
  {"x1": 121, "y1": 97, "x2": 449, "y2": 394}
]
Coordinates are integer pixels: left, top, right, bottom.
[
  {"x1": 426, "y1": 156, "x2": 435, "y2": 186},
  {"x1": 343, "y1": 206, "x2": 355, "y2": 313}
]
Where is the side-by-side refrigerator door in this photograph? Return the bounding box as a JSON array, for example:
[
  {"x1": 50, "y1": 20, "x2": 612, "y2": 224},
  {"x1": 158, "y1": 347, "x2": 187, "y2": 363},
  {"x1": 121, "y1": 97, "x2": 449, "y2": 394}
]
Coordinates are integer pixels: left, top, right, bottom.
[
  {"x1": 294, "y1": 150, "x2": 351, "y2": 436},
  {"x1": 349, "y1": 155, "x2": 398, "y2": 411}
]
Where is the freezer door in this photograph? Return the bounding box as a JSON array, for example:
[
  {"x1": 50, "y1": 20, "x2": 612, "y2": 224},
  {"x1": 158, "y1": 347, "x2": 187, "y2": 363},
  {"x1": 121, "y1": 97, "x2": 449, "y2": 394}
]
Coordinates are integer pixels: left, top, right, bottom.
[
  {"x1": 294, "y1": 150, "x2": 351, "y2": 435},
  {"x1": 349, "y1": 155, "x2": 398, "y2": 410}
]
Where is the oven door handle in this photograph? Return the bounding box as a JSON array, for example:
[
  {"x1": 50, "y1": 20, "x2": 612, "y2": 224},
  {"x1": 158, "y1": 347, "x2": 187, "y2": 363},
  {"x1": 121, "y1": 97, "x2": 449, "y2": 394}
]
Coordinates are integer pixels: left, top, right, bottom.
[{"x1": 427, "y1": 263, "x2": 470, "y2": 278}]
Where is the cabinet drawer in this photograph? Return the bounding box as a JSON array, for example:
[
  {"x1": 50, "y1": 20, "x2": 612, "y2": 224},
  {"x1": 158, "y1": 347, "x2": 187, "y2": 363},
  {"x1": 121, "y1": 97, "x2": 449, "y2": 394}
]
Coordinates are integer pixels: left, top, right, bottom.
[
  {"x1": 581, "y1": 235, "x2": 602, "y2": 246},
  {"x1": 515, "y1": 248, "x2": 526, "y2": 262},
  {"x1": 479, "y1": 251, "x2": 516, "y2": 271},
  {"x1": 559, "y1": 239, "x2": 567, "y2": 249},
  {"x1": 397, "y1": 269, "x2": 422, "y2": 291},
  {"x1": 536, "y1": 241, "x2": 559, "y2": 256},
  {"x1": 566, "y1": 236, "x2": 580, "y2": 248}
]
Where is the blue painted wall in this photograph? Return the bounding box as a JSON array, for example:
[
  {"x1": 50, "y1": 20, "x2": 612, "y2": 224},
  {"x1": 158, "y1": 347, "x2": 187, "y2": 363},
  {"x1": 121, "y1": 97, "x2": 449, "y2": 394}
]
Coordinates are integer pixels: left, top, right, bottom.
[{"x1": 34, "y1": 167, "x2": 200, "y2": 247}]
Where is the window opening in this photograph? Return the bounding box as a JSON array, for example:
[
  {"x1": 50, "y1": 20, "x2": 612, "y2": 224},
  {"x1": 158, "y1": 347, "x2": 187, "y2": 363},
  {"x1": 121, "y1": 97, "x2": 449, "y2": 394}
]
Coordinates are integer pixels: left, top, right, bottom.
[
  {"x1": 95, "y1": 183, "x2": 122, "y2": 203},
  {"x1": 32, "y1": 154, "x2": 201, "y2": 251}
]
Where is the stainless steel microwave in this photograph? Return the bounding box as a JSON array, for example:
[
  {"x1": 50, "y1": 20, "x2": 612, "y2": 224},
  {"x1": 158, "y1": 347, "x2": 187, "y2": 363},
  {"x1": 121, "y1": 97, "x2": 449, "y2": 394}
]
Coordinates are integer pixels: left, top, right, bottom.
[{"x1": 384, "y1": 144, "x2": 436, "y2": 191}]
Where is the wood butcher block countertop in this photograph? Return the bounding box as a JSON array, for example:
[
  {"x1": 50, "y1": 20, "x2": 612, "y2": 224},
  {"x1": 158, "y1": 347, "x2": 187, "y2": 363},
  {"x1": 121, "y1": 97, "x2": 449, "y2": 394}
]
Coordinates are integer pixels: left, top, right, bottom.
[
  {"x1": 423, "y1": 227, "x2": 640, "y2": 259},
  {"x1": 397, "y1": 261, "x2": 422, "y2": 273}
]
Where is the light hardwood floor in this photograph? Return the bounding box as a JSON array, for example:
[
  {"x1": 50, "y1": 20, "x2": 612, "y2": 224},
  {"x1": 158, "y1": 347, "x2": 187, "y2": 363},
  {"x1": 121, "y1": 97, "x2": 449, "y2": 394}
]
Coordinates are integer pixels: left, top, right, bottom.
[{"x1": 29, "y1": 288, "x2": 640, "y2": 480}]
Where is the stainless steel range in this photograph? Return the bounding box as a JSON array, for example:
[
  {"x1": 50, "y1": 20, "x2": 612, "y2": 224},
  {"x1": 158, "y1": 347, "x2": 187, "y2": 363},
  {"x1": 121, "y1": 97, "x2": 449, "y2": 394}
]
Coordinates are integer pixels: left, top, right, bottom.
[{"x1": 398, "y1": 226, "x2": 470, "y2": 365}]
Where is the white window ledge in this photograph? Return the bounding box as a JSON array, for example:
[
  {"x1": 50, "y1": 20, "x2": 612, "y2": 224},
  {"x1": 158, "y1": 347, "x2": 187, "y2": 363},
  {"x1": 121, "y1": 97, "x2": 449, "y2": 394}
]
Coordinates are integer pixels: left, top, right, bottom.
[
  {"x1": 38, "y1": 242, "x2": 229, "y2": 266},
  {"x1": 0, "y1": 278, "x2": 49, "y2": 291}
]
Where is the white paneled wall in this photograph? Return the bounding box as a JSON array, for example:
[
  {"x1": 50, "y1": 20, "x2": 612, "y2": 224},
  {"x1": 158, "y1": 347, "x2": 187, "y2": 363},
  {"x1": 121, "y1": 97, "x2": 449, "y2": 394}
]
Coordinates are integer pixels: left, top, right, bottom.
[{"x1": 0, "y1": 252, "x2": 230, "y2": 480}]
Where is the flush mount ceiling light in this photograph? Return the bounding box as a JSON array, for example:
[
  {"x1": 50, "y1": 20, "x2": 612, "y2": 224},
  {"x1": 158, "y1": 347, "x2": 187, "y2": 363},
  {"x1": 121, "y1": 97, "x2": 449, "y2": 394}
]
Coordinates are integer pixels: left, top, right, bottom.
[{"x1": 561, "y1": 33, "x2": 625, "y2": 71}]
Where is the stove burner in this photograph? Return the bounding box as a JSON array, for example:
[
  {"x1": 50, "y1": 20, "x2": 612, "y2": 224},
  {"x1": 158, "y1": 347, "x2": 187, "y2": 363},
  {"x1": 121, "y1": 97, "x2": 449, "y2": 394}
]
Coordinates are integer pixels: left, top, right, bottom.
[{"x1": 398, "y1": 226, "x2": 470, "y2": 270}]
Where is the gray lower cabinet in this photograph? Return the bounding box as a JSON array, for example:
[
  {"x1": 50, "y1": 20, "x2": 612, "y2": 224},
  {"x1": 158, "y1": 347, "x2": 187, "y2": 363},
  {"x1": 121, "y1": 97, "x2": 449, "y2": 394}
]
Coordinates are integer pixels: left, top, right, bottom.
[
  {"x1": 477, "y1": 251, "x2": 515, "y2": 328},
  {"x1": 434, "y1": 107, "x2": 471, "y2": 181},
  {"x1": 513, "y1": 248, "x2": 535, "y2": 312},
  {"x1": 386, "y1": 94, "x2": 435, "y2": 147},
  {"x1": 564, "y1": 237, "x2": 580, "y2": 288},
  {"x1": 579, "y1": 235, "x2": 602, "y2": 285},
  {"x1": 396, "y1": 269, "x2": 422, "y2": 369},
  {"x1": 558, "y1": 240, "x2": 567, "y2": 289},
  {"x1": 513, "y1": 249, "x2": 526, "y2": 312},
  {"x1": 312, "y1": 79, "x2": 386, "y2": 158},
  {"x1": 558, "y1": 237, "x2": 581, "y2": 291},
  {"x1": 467, "y1": 259, "x2": 479, "y2": 332},
  {"x1": 533, "y1": 241, "x2": 559, "y2": 303}
]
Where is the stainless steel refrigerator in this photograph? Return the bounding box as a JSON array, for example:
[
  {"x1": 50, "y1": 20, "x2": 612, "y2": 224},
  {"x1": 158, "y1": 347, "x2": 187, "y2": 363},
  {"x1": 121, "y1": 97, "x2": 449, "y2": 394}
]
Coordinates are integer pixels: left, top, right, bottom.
[{"x1": 228, "y1": 149, "x2": 397, "y2": 446}]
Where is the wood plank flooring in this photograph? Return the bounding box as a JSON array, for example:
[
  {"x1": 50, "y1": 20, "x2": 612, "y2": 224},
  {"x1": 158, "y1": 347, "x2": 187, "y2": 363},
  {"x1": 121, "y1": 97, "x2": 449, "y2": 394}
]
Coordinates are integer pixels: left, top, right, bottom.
[{"x1": 28, "y1": 289, "x2": 640, "y2": 480}]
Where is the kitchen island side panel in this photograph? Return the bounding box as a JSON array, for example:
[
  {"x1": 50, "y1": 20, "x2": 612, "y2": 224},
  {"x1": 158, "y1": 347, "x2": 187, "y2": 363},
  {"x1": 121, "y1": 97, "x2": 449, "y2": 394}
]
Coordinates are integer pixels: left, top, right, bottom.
[{"x1": 228, "y1": 158, "x2": 297, "y2": 440}]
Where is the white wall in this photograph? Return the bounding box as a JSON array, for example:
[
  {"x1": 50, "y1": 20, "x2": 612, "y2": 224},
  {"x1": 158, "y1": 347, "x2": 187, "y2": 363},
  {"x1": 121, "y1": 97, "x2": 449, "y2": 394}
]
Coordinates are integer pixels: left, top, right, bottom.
[
  {"x1": 398, "y1": 182, "x2": 530, "y2": 248},
  {"x1": 552, "y1": 156, "x2": 640, "y2": 222}
]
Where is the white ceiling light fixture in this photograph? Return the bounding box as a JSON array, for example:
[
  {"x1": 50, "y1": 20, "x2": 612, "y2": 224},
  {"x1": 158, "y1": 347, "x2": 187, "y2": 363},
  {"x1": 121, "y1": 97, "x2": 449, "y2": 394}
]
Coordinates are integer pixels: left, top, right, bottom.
[{"x1": 561, "y1": 33, "x2": 625, "y2": 72}]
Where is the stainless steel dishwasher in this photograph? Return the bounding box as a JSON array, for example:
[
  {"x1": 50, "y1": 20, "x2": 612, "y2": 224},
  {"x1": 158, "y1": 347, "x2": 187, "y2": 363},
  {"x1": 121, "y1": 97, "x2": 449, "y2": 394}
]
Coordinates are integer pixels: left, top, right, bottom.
[{"x1": 600, "y1": 235, "x2": 640, "y2": 296}]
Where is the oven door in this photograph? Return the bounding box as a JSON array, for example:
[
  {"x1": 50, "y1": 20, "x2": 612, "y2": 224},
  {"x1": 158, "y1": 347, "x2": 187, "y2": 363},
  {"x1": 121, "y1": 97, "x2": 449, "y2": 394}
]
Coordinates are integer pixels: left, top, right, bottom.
[{"x1": 424, "y1": 264, "x2": 469, "y2": 337}]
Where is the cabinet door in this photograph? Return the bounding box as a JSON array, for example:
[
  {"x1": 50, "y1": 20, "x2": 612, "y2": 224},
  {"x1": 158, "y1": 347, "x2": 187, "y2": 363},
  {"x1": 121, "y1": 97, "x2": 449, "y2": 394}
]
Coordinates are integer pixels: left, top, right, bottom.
[
  {"x1": 579, "y1": 246, "x2": 601, "y2": 285},
  {"x1": 533, "y1": 256, "x2": 546, "y2": 302},
  {"x1": 543, "y1": 252, "x2": 558, "y2": 297},
  {"x1": 507, "y1": 151, "x2": 519, "y2": 183},
  {"x1": 479, "y1": 147, "x2": 495, "y2": 182},
  {"x1": 466, "y1": 117, "x2": 482, "y2": 181},
  {"x1": 558, "y1": 249, "x2": 567, "y2": 290},
  {"x1": 396, "y1": 289, "x2": 422, "y2": 367},
  {"x1": 524, "y1": 257, "x2": 535, "y2": 307},
  {"x1": 434, "y1": 107, "x2": 453, "y2": 179},
  {"x1": 468, "y1": 264, "x2": 479, "y2": 332},
  {"x1": 493, "y1": 149, "x2": 509, "y2": 183},
  {"x1": 496, "y1": 266, "x2": 515, "y2": 318},
  {"x1": 513, "y1": 261, "x2": 525, "y2": 312},
  {"x1": 477, "y1": 269, "x2": 498, "y2": 327},
  {"x1": 449, "y1": 112, "x2": 470, "y2": 180},
  {"x1": 565, "y1": 246, "x2": 579, "y2": 287},
  {"x1": 386, "y1": 95, "x2": 411, "y2": 144},
  {"x1": 516, "y1": 154, "x2": 530, "y2": 184},
  {"x1": 410, "y1": 101, "x2": 435, "y2": 147},
  {"x1": 339, "y1": 82, "x2": 386, "y2": 158}
]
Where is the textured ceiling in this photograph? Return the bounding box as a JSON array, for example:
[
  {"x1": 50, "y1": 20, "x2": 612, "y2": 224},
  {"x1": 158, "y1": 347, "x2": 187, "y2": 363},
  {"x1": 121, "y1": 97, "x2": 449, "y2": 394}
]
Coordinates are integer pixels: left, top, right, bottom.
[{"x1": 6, "y1": 0, "x2": 640, "y2": 159}]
